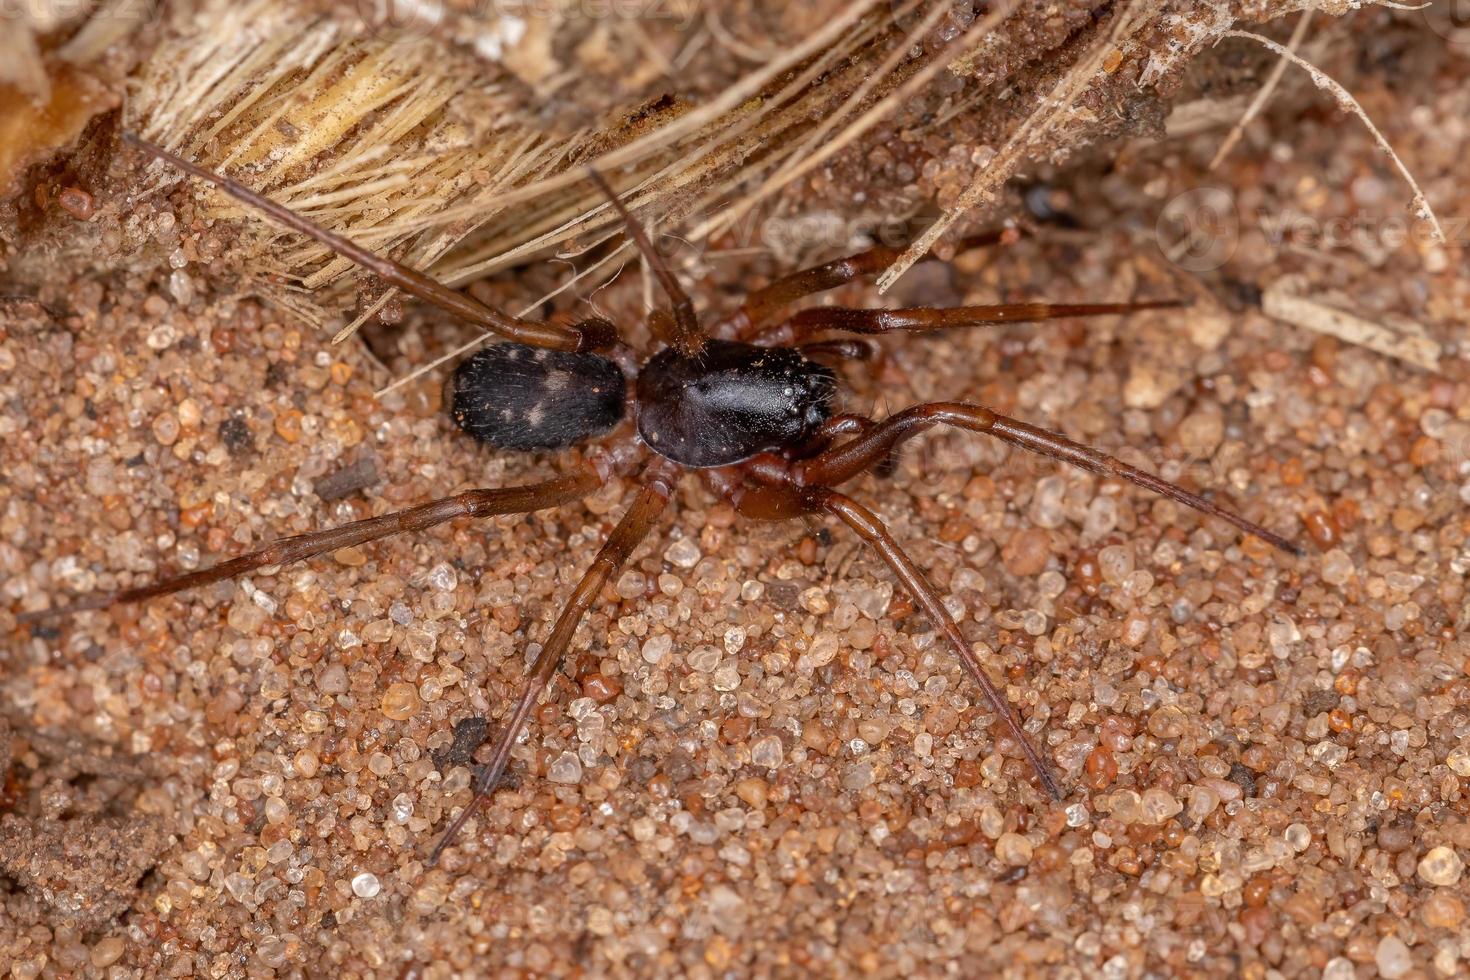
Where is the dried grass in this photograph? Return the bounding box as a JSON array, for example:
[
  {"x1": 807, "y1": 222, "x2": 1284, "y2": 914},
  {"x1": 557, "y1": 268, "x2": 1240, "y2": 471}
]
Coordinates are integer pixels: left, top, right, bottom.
[
  {"x1": 11, "y1": 0, "x2": 1440, "y2": 366},
  {"x1": 875, "y1": 0, "x2": 1442, "y2": 291},
  {"x1": 1208, "y1": 11, "x2": 1314, "y2": 170},
  {"x1": 124, "y1": 0, "x2": 900, "y2": 335},
  {"x1": 1263, "y1": 275, "x2": 1443, "y2": 370}
]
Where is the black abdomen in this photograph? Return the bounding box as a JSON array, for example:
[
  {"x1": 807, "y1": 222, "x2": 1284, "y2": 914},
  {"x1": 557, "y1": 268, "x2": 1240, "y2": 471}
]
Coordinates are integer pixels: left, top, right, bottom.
[
  {"x1": 636, "y1": 340, "x2": 834, "y2": 467},
  {"x1": 450, "y1": 344, "x2": 626, "y2": 451}
]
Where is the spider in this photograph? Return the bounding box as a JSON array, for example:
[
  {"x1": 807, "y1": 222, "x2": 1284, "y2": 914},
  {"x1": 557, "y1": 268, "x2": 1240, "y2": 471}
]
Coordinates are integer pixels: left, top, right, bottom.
[{"x1": 23, "y1": 133, "x2": 1302, "y2": 866}]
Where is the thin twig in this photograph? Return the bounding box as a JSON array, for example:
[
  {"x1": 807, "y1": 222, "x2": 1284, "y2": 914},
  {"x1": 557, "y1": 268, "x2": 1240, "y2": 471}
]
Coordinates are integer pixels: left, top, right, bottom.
[
  {"x1": 1262, "y1": 276, "x2": 1441, "y2": 371},
  {"x1": 1208, "y1": 11, "x2": 1313, "y2": 170},
  {"x1": 691, "y1": 0, "x2": 1020, "y2": 246},
  {"x1": 1217, "y1": 28, "x2": 1446, "y2": 244}
]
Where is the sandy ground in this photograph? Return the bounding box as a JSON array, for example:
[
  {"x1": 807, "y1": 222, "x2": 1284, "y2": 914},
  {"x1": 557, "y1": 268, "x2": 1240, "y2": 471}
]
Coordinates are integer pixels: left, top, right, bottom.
[{"x1": 3, "y1": 11, "x2": 1470, "y2": 980}]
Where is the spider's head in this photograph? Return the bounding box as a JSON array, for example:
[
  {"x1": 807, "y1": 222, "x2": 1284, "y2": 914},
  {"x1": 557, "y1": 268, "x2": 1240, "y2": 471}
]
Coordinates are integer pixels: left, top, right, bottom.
[{"x1": 635, "y1": 339, "x2": 835, "y2": 468}]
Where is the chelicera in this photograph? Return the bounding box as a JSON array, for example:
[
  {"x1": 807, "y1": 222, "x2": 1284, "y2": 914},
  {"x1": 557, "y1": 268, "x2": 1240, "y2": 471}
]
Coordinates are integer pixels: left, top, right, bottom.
[{"x1": 26, "y1": 133, "x2": 1302, "y2": 865}]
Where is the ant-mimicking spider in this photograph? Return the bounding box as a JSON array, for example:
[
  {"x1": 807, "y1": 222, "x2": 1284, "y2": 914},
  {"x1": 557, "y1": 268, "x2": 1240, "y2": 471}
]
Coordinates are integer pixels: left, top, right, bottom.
[{"x1": 22, "y1": 132, "x2": 1302, "y2": 865}]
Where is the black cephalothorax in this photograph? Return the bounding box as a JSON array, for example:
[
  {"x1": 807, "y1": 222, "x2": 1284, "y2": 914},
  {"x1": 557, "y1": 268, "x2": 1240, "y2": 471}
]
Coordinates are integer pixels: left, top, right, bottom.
[
  {"x1": 25, "y1": 133, "x2": 1305, "y2": 868},
  {"x1": 635, "y1": 340, "x2": 836, "y2": 467}
]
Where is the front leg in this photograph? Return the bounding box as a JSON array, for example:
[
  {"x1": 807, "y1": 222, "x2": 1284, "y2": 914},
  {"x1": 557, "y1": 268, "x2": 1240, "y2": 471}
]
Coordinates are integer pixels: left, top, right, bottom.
[
  {"x1": 791, "y1": 402, "x2": 1302, "y2": 556},
  {"x1": 720, "y1": 231, "x2": 1011, "y2": 338}
]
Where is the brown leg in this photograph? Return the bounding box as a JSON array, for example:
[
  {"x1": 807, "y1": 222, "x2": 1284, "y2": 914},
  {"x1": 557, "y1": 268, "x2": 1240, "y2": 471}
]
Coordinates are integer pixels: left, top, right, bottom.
[
  {"x1": 794, "y1": 403, "x2": 1302, "y2": 556},
  {"x1": 717, "y1": 472, "x2": 1060, "y2": 799},
  {"x1": 813, "y1": 488, "x2": 1062, "y2": 799},
  {"x1": 21, "y1": 468, "x2": 604, "y2": 623},
  {"x1": 757, "y1": 299, "x2": 1186, "y2": 347},
  {"x1": 790, "y1": 413, "x2": 877, "y2": 456},
  {"x1": 121, "y1": 134, "x2": 608, "y2": 353},
  {"x1": 725, "y1": 231, "x2": 1009, "y2": 336},
  {"x1": 428, "y1": 462, "x2": 676, "y2": 865}
]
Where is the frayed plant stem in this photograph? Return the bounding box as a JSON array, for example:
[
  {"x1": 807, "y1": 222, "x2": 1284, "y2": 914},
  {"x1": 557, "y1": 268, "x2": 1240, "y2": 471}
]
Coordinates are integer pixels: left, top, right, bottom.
[
  {"x1": 1217, "y1": 28, "x2": 1445, "y2": 244},
  {"x1": 1208, "y1": 11, "x2": 1313, "y2": 171},
  {"x1": 876, "y1": 0, "x2": 1164, "y2": 293}
]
